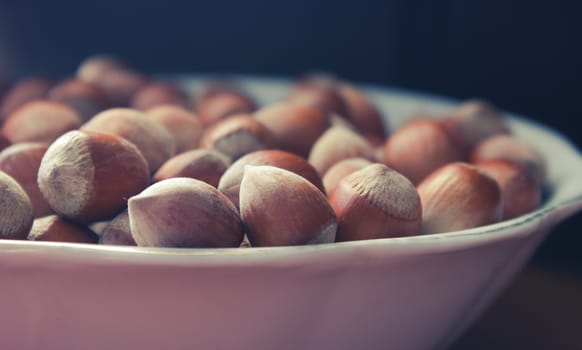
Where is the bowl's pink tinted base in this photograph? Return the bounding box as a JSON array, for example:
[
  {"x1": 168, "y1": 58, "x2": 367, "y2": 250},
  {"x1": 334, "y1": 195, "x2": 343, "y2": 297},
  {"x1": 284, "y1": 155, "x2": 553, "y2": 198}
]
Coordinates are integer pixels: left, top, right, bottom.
[{"x1": 0, "y1": 228, "x2": 549, "y2": 350}]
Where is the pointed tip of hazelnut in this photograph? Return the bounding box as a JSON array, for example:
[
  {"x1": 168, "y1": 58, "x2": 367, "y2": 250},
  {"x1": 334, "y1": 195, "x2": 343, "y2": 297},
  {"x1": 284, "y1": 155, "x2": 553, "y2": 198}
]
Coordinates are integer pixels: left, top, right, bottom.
[{"x1": 240, "y1": 165, "x2": 336, "y2": 246}]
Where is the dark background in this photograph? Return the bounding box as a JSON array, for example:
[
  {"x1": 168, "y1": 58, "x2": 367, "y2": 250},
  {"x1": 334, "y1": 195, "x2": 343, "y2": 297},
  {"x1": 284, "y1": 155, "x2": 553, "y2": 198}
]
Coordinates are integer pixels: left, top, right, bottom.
[{"x1": 1, "y1": 0, "x2": 581, "y2": 348}]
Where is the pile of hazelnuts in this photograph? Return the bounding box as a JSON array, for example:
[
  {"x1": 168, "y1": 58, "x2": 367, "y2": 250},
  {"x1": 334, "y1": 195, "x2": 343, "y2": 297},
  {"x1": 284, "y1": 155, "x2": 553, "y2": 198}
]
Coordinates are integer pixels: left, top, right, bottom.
[{"x1": 0, "y1": 55, "x2": 546, "y2": 248}]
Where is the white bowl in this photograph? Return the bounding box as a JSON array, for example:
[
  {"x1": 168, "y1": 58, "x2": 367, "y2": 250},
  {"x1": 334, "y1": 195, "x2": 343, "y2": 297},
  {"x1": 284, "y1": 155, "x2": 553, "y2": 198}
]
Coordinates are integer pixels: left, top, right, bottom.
[{"x1": 1, "y1": 76, "x2": 581, "y2": 350}]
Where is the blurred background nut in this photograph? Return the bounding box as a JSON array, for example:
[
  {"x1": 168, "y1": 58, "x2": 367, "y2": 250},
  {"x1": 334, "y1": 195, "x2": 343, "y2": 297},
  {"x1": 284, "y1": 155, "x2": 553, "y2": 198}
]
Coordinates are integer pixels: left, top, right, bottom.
[
  {"x1": 0, "y1": 142, "x2": 53, "y2": 217},
  {"x1": 195, "y1": 91, "x2": 257, "y2": 127},
  {"x1": 254, "y1": 102, "x2": 330, "y2": 157},
  {"x1": 131, "y1": 82, "x2": 189, "y2": 111},
  {"x1": 99, "y1": 209, "x2": 136, "y2": 246},
  {"x1": 145, "y1": 104, "x2": 204, "y2": 154},
  {"x1": 337, "y1": 83, "x2": 387, "y2": 143},
  {"x1": 81, "y1": 108, "x2": 176, "y2": 173},
  {"x1": 47, "y1": 78, "x2": 110, "y2": 122},
  {"x1": 154, "y1": 149, "x2": 231, "y2": 187},
  {"x1": 2, "y1": 100, "x2": 83, "y2": 143},
  {"x1": 383, "y1": 118, "x2": 464, "y2": 185},
  {"x1": 0, "y1": 77, "x2": 52, "y2": 123}
]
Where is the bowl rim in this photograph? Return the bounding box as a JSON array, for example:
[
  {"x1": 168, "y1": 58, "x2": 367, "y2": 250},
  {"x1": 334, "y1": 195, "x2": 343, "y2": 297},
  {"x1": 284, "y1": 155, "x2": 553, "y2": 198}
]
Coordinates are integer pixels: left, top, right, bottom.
[{"x1": 2, "y1": 74, "x2": 581, "y2": 265}]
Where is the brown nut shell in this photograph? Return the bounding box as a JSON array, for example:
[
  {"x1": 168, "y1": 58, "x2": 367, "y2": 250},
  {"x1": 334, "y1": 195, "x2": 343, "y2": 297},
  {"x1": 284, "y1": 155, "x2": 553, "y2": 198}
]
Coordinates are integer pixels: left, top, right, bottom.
[
  {"x1": 154, "y1": 149, "x2": 231, "y2": 187},
  {"x1": 131, "y1": 82, "x2": 189, "y2": 111},
  {"x1": 417, "y1": 162, "x2": 503, "y2": 234},
  {"x1": 28, "y1": 215, "x2": 98, "y2": 243},
  {"x1": 0, "y1": 77, "x2": 52, "y2": 122},
  {"x1": 218, "y1": 149, "x2": 325, "y2": 210},
  {"x1": 196, "y1": 92, "x2": 256, "y2": 127},
  {"x1": 475, "y1": 159, "x2": 541, "y2": 220},
  {"x1": 383, "y1": 119, "x2": 464, "y2": 184},
  {"x1": 2, "y1": 100, "x2": 83, "y2": 144},
  {"x1": 254, "y1": 102, "x2": 330, "y2": 157},
  {"x1": 329, "y1": 163, "x2": 421, "y2": 241},
  {"x1": 47, "y1": 78, "x2": 109, "y2": 121},
  {"x1": 128, "y1": 177, "x2": 244, "y2": 248},
  {"x1": 145, "y1": 104, "x2": 204, "y2": 153},
  {"x1": 337, "y1": 83, "x2": 387, "y2": 141},
  {"x1": 201, "y1": 114, "x2": 273, "y2": 161},
  {"x1": 322, "y1": 157, "x2": 373, "y2": 195},
  {"x1": 0, "y1": 171, "x2": 34, "y2": 239},
  {"x1": 99, "y1": 209, "x2": 136, "y2": 246},
  {"x1": 81, "y1": 108, "x2": 176, "y2": 173},
  {"x1": 309, "y1": 126, "x2": 376, "y2": 176},
  {"x1": 0, "y1": 142, "x2": 53, "y2": 217},
  {"x1": 239, "y1": 165, "x2": 336, "y2": 246},
  {"x1": 37, "y1": 130, "x2": 150, "y2": 223}
]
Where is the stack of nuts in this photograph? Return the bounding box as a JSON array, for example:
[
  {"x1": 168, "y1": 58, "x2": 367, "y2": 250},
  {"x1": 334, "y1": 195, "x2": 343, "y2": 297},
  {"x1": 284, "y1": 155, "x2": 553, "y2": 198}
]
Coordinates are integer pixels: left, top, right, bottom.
[{"x1": 0, "y1": 55, "x2": 546, "y2": 248}]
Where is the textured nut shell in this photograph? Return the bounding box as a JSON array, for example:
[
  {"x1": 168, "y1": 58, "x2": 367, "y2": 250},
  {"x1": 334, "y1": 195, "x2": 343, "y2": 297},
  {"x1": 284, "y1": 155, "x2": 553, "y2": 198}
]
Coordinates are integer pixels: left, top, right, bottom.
[
  {"x1": 201, "y1": 114, "x2": 273, "y2": 161},
  {"x1": 0, "y1": 171, "x2": 34, "y2": 239},
  {"x1": 218, "y1": 149, "x2": 325, "y2": 210},
  {"x1": 383, "y1": 119, "x2": 464, "y2": 184},
  {"x1": 154, "y1": 149, "x2": 231, "y2": 187},
  {"x1": 322, "y1": 157, "x2": 373, "y2": 195},
  {"x1": 81, "y1": 108, "x2": 176, "y2": 172},
  {"x1": 255, "y1": 102, "x2": 330, "y2": 157},
  {"x1": 146, "y1": 105, "x2": 204, "y2": 153},
  {"x1": 476, "y1": 159, "x2": 541, "y2": 220},
  {"x1": 417, "y1": 162, "x2": 503, "y2": 234},
  {"x1": 37, "y1": 130, "x2": 150, "y2": 223},
  {"x1": 338, "y1": 83, "x2": 386, "y2": 140},
  {"x1": 309, "y1": 126, "x2": 376, "y2": 176},
  {"x1": 329, "y1": 164, "x2": 421, "y2": 241},
  {"x1": 28, "y1": 215, "x2": 98, "y2": 243},
  {"x1": 2, "y1": 100, "x2": 83, "y2": 143},
  {"x1": 128, "y1": 177, "x2": 244, "y2": 248},
  {"x1": 240, "y1": 165, "x2": 336, "y2": 246},
  {"x1": 99, "y1": 210, "x2": 136, "y2": 246},
  {"x1": 470, "y1": 134, "x2": 547, "y2": 184},
  {"x1": 0, "y1": 142, "x2": 53, "y2": 217}
]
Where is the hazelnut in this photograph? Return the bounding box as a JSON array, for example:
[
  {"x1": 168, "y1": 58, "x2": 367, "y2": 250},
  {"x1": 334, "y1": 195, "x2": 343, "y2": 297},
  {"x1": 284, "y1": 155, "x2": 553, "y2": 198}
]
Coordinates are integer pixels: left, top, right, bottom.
[
  {"x1": 193, "y1": 80, "x2": 247, "y2": 105},
  {"x1": 337, "y1": 83, "x2": 387, "y2": 141},
  {"x1": 128, "y1": 177, "x2": 244, "y2": 248},
  {"x1": 255, "y1": 102, "x2": 330, "y2": 157},
  {"x1": 200, "y1": 114, "x2": 273, "y2": 161},
  {"x1": 218, "y1": 149, "x2": 325, "y2": 210},
  {"x1": 476, "y1": 159, "x2": 542, "y2": 219},
  {"x1": 383, "y1": 119, "x2": 464, "y2": 184},
  {"x1": 195, "y1": 91, "x2": 257, "y2": 126},
  {"x1": 2, "y1": 100, "x2": 83, "y2": 143},
  {"x1": 154, "y1": 149, "x2": 231, "y2": 187},
  {"x1": 81, "y1": 108, "x2": 176, "y2": 173},
  {"x1": 470, "y1": 134, "x2": 547, "y2": 184},
  {"x1": 76, "y1": 54, "x2": 127, "y2": 84},
  {"x1": 239, "y1": 165, "x2": 336, "y2": 246},
  {"x1": 438, "y1": 99, "x2": 510, "y2": 155},
  {"x1": 417, "y1": 162, "x2": 503, "y2": 234},
  {"x1": 37, "y1": 130, "x2": 150, "y2": 223},
  {"x1": 329, "y1": 163, "x2": 421, "y2": 241},
  {"x1": 99, "y1": 210, "x2": 136, "y2": 246},
  {"x1": 47, "y1": 78, "x2": 109, "y2": 121},
  {"x1": 95, "y1": 68, "x2": 150, "y2": 107},
  {"x1": 0, "y1": 171, "x2": 34, "y2": 239},
  {"x1": 131, "y1": 82, "x2": 189, "y2": 111},
  {"x1": 145, "y1": 104, "x2": 204, "y2": 153},
  {"x1": 287, "y1": 82, "x2": 350, "y2": 120},
  {"x1": 0, "y1": 77, "x2": 52, "y2": 122},
  {"x1": 308, "y1": 126, "x2": 376, "y2": 176},
  {"x1": 28, "y1": 215, "x2": 98, "y2": 243},
  {"x1": 0, "y1": 142, "x2": 53, "y2": 217},
  {"x1": 322, "y1": 157, "x2": 373, "y2": 194}
]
